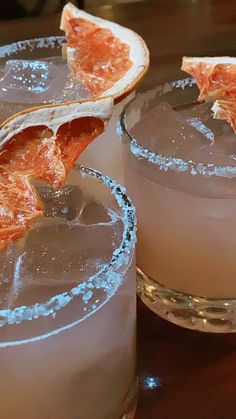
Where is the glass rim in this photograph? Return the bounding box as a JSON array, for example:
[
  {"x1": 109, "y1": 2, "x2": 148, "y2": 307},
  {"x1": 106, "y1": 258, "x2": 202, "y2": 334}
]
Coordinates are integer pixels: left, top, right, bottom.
[
  {"x1": 0, "y1": 36, "x2": 69, "y2": 112},
  {"x1": 0, "y1": 35, "x2": 66, "y2": 58},
  {"x1": 119, "y1": 78, "x2": 236, "y2": 179},
  {"x1": 0, "y1": 165, "x2": 136, "y2": 330}
]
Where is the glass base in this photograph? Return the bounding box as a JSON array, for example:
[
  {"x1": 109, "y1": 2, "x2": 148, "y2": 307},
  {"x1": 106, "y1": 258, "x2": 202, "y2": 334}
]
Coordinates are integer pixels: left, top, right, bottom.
[
  {"x1": 137, "y1": 267, "x2": 236, "y2": 333},
  {"x1": 120, "y1": 377, "x2": 138, "y2": 419}
]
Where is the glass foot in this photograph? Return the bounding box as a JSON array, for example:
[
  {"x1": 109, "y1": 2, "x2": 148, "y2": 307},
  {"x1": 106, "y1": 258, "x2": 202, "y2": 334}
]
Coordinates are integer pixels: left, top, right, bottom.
[{"x1": 137, "y1": 267, "x2": 236, "y2": 333}]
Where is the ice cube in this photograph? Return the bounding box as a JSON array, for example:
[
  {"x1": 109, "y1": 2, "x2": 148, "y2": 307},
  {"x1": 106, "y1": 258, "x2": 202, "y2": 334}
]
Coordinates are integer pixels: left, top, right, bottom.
[
  {"x1": 180, "y1": 102, "x2": 232, "y2": 139},
  {"x1": 177, "y1": 102, "x2": 236, "y2": 165},
  {"x1": 39, "y1": 184, "x2": 121, "y2": 226},
  {"x1": 74, "y1": 198, "x2": 119, "y2": 226},
  {"x1": 8, "y1": 189, "x2": 123, "y2": 306},
  {"x1": 0, "y1": 183, "x2": 123, "y2": 307},
  {"x1": 0, "y1": 59, "x2": 63, "y2": 103},
  {"x1": 179, "y1": 102, "x2": 212, "y2": 121},
  {"x1": 0, "y1": 57, "x2": 89, "y2": 105},
  {"x1": 131, "y1": 101, "x2": 232, "y2": 163},
  {"x1": 2, "y1": 60, "x2": 55, "y2": 92},
  {"x1": 38, "y1": 185, "x2": 84, "y2": 221},
  {"x1": 185, "y1": 117, "x2": 214, "y2": 143},
  {"x1": 130, "y1": 102, "x2": 211, "y2": 159},
  {"x1": 130, "y1": 102, "x2": 178, "y2": 153},
  {"x1": 14, "y1": 217, "x2": 122, "y2": 306},
  {"x1": 188, "y1": 134, "x2": 236, "y2": 166}
]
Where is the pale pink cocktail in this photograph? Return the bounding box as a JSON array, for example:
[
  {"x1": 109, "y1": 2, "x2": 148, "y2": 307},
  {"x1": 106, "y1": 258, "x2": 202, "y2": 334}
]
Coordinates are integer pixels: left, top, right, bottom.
[
  {"x1": 120, "y1": 78, "x2": 236, "y2": 332},
  {"x1": 0, "y1": 165, "x2": 137, "y2": 418}
]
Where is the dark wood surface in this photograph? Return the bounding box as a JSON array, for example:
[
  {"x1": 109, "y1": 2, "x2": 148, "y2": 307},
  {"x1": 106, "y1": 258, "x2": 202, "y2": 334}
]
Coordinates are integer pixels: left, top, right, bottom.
[{"x1": 1, "y1": 1, "x2": 236, "y2": 418}]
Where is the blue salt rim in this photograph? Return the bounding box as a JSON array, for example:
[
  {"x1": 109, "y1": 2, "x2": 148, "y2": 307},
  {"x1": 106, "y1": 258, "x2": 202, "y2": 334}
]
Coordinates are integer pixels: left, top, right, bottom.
[
  {"x1": 0, "y1": 165, "x2": 136, "y2": 345},
  {"x1": 0, "y1": 36, "x2": 66, "y2": 58},
  {"x1": 119, "y1": 78, "x2": 236, "y2": 179}
]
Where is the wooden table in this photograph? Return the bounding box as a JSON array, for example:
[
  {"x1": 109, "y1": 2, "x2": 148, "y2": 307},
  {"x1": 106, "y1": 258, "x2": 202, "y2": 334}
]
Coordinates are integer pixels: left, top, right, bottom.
[{"x1": 1, "y1": 1, "x2": 236, "y2": 417}]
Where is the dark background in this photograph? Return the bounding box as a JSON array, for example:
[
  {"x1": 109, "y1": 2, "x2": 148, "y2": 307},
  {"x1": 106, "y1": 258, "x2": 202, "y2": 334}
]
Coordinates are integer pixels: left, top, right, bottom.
[{"x1": 0, "y1": 0, "x2": 84, "y2": 20}]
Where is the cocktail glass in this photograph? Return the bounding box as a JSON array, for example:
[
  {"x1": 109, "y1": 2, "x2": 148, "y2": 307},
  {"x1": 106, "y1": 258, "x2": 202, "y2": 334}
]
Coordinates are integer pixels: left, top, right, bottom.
[
  {"x1": 0, "y1": 164, "x2": 137, "y2": 418},
  {"x1": 119, "y1": 78, "x2": 236, "y2": 333},
  {"x1": 0, "y1": 36, "x2": 132, "y2": 183}
]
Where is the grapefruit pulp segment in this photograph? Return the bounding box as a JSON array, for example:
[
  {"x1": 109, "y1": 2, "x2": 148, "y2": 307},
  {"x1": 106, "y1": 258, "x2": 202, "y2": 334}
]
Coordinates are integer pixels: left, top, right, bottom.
[
  {"x1": 56, "y1": 116, "x2": 105, "y2": 170},
  {"x1": 0, "y1": 169, "x2": 42, "y2": 225},
  {"x1": 0, "y1": 126, "x2": 66, "y2": 190},
  {"x1": 0, "y1": 226, "x2": 26, "y2": 250},
  {"x1": 182, "y1": 56, "x2": 236, "y2": 102},
  {"x1": 0, "y1": 169, "x2": 42, "y2": 249},
  {"x1": 63, "y1": 17, "x2": 132, "y2": 96},
  {"x1": 60, "y1": 2, "x2": 149, "y2": 101}
]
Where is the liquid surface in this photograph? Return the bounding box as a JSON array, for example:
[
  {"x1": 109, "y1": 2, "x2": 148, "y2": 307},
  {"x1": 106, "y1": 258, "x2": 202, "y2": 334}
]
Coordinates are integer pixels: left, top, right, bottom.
[
  {"x1": 0, "y1": 57, "x2": 89, "y2": 105},
  {"x1": 125, "y1": 96, "x2": 236, "y2": 297},
  {"x1": 131, "y1": 101, "x2": 236, "y2": 167},
  {"x1": 0, "y1": 184, "x2": 122, "y2": 309}
]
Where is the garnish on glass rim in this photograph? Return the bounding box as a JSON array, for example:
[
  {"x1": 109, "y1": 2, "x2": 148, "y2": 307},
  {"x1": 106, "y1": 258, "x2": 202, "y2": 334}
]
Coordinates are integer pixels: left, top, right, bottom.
[
  {"x1": 182, "y1": 56, "x2": 236, "y2": 133},
  {"x1": 60, "y1": 2, "x2": 149, "y2": 102},
  {"x1": 0, "y1": 1, "x2": 150, "y2": 249},
  {"x1": 0, "y1": 97, "x2": 113, "y2": 249}
]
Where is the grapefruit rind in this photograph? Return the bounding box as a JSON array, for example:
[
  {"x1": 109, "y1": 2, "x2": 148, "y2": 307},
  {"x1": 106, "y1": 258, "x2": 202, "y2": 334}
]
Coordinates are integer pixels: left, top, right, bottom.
[
  {"x1": 0, "y1": 96, "x2": 113, "y2": 148},
  {"x1": 0, "y1": 97, "x2": 113, "y2": 249},
  {"x1": 60, "y1": 2, "x2": 149, "y2": 101}
]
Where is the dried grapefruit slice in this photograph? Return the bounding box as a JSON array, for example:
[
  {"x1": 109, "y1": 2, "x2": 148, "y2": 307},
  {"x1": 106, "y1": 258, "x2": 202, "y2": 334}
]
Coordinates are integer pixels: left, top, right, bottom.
[
  {"x1": 60, "y1": 2, "x2": 149, "y2": 101},
  {"x1": 0, "y1": 97, "x2": 113, "y2": 248},
  {"x1": 182, "y1": 57, "x2": 236, "y2": 102}
]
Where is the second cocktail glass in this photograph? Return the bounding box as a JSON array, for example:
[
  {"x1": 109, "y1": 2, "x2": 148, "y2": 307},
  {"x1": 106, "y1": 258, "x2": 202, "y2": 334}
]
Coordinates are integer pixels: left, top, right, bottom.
[{"x1": 120, "y1": 78, "x2": 236, "y2": 333}]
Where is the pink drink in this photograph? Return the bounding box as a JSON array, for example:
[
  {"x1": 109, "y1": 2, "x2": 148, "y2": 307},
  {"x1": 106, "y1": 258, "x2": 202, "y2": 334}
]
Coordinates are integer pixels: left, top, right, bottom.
[
  {"x1": 120, "y1": 79, "x2": 236, "y2": 332},
  {"x1": 0, "y1": 166, "x2": 137, "y2": 418},
  {"x1": 79, "y1": 93, "x2": 134, "y2": 184}
]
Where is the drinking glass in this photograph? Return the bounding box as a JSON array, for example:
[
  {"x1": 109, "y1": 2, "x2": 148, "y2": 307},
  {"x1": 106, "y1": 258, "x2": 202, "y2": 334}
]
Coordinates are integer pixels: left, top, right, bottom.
[
  {"x1": 0, "y1": 36, "x2": 132, "y2": 184},
  {"x1": 119, "y1": 78, "x2": 236, "y2": 332},
  {"x1": 0, "y1": 165, "x2": 137, "y2": 418}
]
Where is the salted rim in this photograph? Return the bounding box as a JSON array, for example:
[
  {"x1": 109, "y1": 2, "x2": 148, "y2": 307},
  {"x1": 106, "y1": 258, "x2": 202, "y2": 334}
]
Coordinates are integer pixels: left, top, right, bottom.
[
  {"x1": 0, "y1": 36, "x2": 68, "y2": 108},
  {"x1": 0, "y1": 32, "x2": 149, "y2": 104},
  {"x1": 0, "y1": 36, "x2": 66, "y2": 59},
  {"x1": 0, "y1": 165, "x2": 136, "y2": 338},
  {"x1": 119, "y1": 78, "x2": 236, "y2": 179}
]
